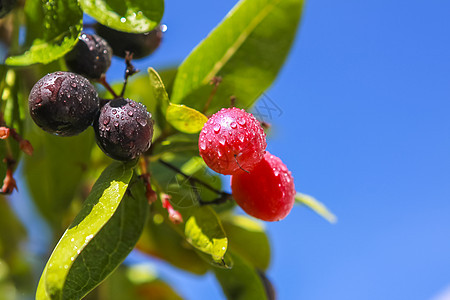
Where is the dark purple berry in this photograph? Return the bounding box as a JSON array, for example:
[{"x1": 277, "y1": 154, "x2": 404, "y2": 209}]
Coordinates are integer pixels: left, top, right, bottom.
[
  {"x1": 94, "y1": 23, "x2": 163, "y2": 59},
  {"x1": 65, "y1": 33, "x2": 112, "y2": 80},
  {"x1": 94, "y1": 98, "x2": 153, "y2": 161},
  {"x1": 28, "y1": 72, "x2": 99, "y2": 136},
  {"x1": 0, "y1": 0, "x2": 17, "y2": 18}
]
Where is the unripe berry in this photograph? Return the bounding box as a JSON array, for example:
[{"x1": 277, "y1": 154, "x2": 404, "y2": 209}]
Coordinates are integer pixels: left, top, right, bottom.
[
  {"x1": 28, "y1": 72, "x2": 99, "y2": 136},
  {"x1": 94, "y1": 98, "x2": 153, "y2": 161},
  {"x1": 231, "y1": 152, "x2": 295, "y2": 222},
  {"x1": 95, "y1": 23, "x2": 163, "y2": 59},
  {"x1": 65, "y1": 33, "x2": 112, "y2": 80},
  {"x1": 199, "y1": 107, "x2": 267, "y2": 175}
]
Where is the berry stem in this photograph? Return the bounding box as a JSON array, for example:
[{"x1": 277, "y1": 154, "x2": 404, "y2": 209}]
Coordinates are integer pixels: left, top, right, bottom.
[
  {"x1": 139, "y1": 156, "x2": 157, "y2": 203},
  {"x1": 97, "y1": 75, "x2": 118, "y2": 99}
]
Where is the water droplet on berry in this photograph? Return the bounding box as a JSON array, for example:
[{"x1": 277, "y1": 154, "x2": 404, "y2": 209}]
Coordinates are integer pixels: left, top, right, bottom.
[
  {"x1": 237, "y1": 118, "x2": 246, "y2": 126},
  {"x1": 128, "y1": 110, "x2": 133, "y2": 116},
  {"x1": 200, "y1": 140, "x2": 206, "y2": 150},
  {"x1": 213, "y1": 123, "x2": 221, "y2": 133},
  {"x1": 103, "y1": 116, "x2": 110, "y2": 125},
  {"x1": 219, "y1": 136, "x2": 226, "y2": 145},
  {"x1": 137, "y1": 117, "x2": 147, "y2": 126},
  {"x1": 71, "y1": 82, "x2": 77, "y2": 88},
  {"x1": 230, "y1": 122, "x2": 237, "y2": 129},
  {"x1": 114, "y1": 121, "x2": 119, "y2": 127}
]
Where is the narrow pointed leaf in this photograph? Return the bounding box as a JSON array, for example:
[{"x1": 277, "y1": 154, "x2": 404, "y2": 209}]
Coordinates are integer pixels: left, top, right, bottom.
[
  {"x1": 295, "y1": 193, "x2": 337, "y2": 223},
  {"x1": 166, "y1": 103, "x2": 208, "y2": 134},
  {"x1": 79, "y1": 0, "x2": 164, "y2": 33},
  {"x1": 171, "y1": 0, "x2": 304, "y2": 112},
  {"x1": 184, "y1": 206, "x2": 228, "y2": 263},
  {"x1": 149, "y1": 67, "x2": 170, "y2": 110},
  {"x1": 36, "y1": 162, "x2": 148, "y2": 299},
  {"x1": 6, "y1": 0, "x2": 82, "y2": 66}
]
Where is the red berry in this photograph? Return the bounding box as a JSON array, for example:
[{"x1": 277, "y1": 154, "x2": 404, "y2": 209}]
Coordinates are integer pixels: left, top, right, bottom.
[
  {"x1": 231, "y1": 152, "x2": 295, "y2": 221},
  {"x1": 199, "y1": 107, "x2": 267, "y2": 175}
]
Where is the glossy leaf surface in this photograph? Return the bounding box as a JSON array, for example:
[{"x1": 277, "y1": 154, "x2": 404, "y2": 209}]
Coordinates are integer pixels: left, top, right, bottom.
[
  {"x1": 171, "y1": 0, "x2": 304, "y2": 113},
  {"x1": 79, "y1": 0, "x2": 164, "y2": 33},
  {"x1": 6, "y1": 0, "x2": 82, "y2": 66},
  {"x1": 37, "y1": 162, "x2": 148, "y2": 299}
]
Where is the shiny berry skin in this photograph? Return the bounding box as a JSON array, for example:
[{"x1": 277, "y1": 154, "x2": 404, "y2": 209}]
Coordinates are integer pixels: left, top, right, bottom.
[
  {"x1": 94, "y1": 98, "x2": 153, "y2": 161},
  {"x1": 95, "y1": 23, "x2": 163, "y2": 59},
  {"x1": 199, "y1": 107, "x2": 267, "y2": 175},
  {"x1": 28, "y1": 72, "x2": 99, "y2": 136},
  {"x1": 231, "y1": 152, "x2": 295, "y2": 222},
  {"x1": 65, "y1": 33, "x2": 112, "y2": 80}
]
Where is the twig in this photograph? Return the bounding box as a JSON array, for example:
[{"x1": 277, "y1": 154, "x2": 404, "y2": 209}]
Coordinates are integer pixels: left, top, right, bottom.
[
  {"x1": 158, "y1": 159, "x2": 232, "y2": 206},
  {"x1": 97, "y1": 74, "x2": 118, "y2": 99},
  {"x1": 120, "y1": 51, "x2": 139, "y2": 97}
]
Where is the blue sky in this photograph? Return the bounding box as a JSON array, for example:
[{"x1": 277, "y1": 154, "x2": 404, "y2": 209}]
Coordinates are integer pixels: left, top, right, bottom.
[
  {"x1": 118, "y1": 0, "x2": 450, "y2": 299},
  {"x1": 11, "y1": 0, "x2": 450, "y2": 299}
]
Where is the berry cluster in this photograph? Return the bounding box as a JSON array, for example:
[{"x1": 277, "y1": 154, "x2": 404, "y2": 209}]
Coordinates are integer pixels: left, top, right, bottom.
[
  {"x1": 199, "y1": 108, "x2": 295, "y2": 221},
  {"x1": 28, "y1": 26, "x2": 162, "y2": 161}
]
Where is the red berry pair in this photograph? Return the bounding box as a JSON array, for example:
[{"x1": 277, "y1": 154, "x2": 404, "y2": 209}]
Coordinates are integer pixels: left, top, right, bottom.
[{"x1": 198, "y1": 107, "x2": 295, "y2": 221}]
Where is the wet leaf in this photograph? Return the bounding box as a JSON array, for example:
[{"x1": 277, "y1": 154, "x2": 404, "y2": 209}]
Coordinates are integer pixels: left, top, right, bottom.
[
  {"x1": 184, "y1": 206, "x2": 228, "y2": 263},
  {"x1": 295, "y1": 193, "x2": 337, "y2": 223},
  {"x1": 166, "y1": 103, "x2": 208, "y2": 134},
  {"x1": 6, "y1": 0, "x2": 82, "y2": 66},
  {"x1": 36, "y1": 162, "x2": 148, "y2": 299},
  {"x1": 171, "y1": 0, "x2": 304, "y2": 113},
  {"x1": 79, "y1": 0, "x2": 164, "y2": 33}
]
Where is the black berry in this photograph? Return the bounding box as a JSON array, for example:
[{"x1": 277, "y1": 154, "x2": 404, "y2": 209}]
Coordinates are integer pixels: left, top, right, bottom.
[
  {"x1": 28, "y1": 72, "x2": 99, "y2": 136},
  {"x1": 65, "y1": 33, "x2": 112, "y2": 80},
  {"x1": 95, "y1": 23, "x2": 163, "y2": 59},
  {"x1": 0, "y1": 0, "x2": 17, "y2": 18},
  {"x1": 94, "y1": 98, "x2": 153, "y2": 161}
]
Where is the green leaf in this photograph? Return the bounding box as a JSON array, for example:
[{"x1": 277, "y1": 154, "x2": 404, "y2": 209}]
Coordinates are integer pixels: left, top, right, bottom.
[
  {"x1": 6, "y1": 0, "x2": 82, "y2": 66},
  {"x1": 184, "y1": 206, "x2": 228, "y2": 263},
  {"x1": 149, "y1": 67, "x2": 170, "y2": 110},
  {"x1": 36, "y1": 161, "x2": 148, "y2": 299},
  {"x1": 79, "y1": 0, "x2": 164, "y2": 33},
  {"x1": 148, "y1": 67, "x2": 171, "y2": 130},
  {"x1": 166, "y1": 103, "x2": 208, "y2": 134},
  {"x1": 222, "y1": 215, "x2": 270, "y2": 270},
  {"x1": 213, "y1": 252, "x2": 268, "y2": 300},
  {"x1": 137, "y1": 215, "x2": 209, "y2": 275},
  {"x1": 295, "y1": 193, "x2": 337, "y2": 224},
  {"x1": 23, "y1": 129, "x2": 95, "y2": 227},
  {"x1": 171, "y1": 0, "x2": 304, "y2": 113}
]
